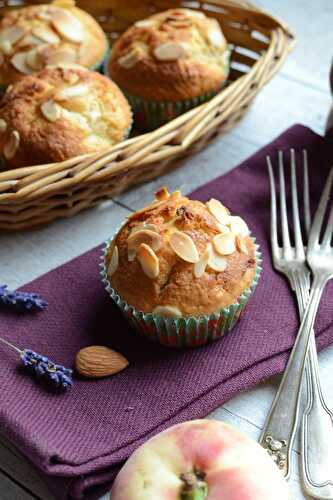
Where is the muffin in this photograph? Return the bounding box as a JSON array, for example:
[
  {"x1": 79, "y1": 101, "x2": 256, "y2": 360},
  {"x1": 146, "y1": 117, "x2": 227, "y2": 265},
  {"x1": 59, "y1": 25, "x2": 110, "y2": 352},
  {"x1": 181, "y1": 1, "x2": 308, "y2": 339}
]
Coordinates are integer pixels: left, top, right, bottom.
[
  {"x1": 0, "y1": 0, "x2": 108, "y2": 88},
  {"x1": 102, "y1": 188, "x2": 261, "y2": 348},
  {"x1": 0, "y1": 65, "x2": 132, "y2": 168},
  {"x1": 107, "y1": 8, "x2": 230, "y2": 131}
]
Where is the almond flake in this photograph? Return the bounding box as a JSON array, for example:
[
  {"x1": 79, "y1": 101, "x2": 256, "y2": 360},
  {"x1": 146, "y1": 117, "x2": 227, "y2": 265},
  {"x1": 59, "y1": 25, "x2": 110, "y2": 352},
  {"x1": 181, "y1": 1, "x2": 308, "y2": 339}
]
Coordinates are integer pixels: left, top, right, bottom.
[
  {"x1": 51, "y1": 9, "x2": 84, "y2": 44},
  {"x1": 0, "y1": 119, "x2": 7, "y2": 133},
  {"x1": 18, "y1": 33, "x2": 44, "y2": 48},
  {"x1": 153, "y1": 305, "x2": 182, "y2": 318},
  {"x1": 137, "y1": 243, "x2": 159, "y2": 279},
  {"x1": 207, "y1": 20, "x2": 224, "y2": 48},
  {"x1": 216, "y1": 222, "x2": 231, "y2": 234},
  {"x1": 206, "y1": 198, "x2": 229, "y2": 224},
  {"x1": 40, "y1": 100, "x2": 61, "y2": 122},
  {"x1": 236, "y1": 235, "x2": 248, "y2": 254},
  {"x1": 194, "y1": 247, "x2": 210, "y2": 278},
  {"x1": 0, "y1": 40, "x2": 12, "y2": 55},
  {"x1": 228, "y1": 216, "x2": 249, "y2": 237},
  {"x1": 131, "y1": 223, "x2": 157, "y2": 234},
  {"x1": 128, "y1": 249, "x2": 136, "y2": 262},
  {"x1": 169, "y1": 231, "x2": 199, "y2": 263},
  {"x1": 37, "y1": 10, "x2": 52, "y2": 21},
  {"x1": 0, "y1": 26, "x2": 27, "y2": 45},
  {"x1": 32, "y1": 26, "x2": 61, "y2": 44},
  {"x1": 127, "y1": 229, "x2": 162, "y2": 254},
  {"x1": 208, "y1": 244, "x2": 228, "y2": 272},
  {"x1": 10, "y1": 52, "x2": 32, "y2": 74},
  {"x1": 108, "y1": 245, "x2": 119, "y2": 277},
  {"x1": 54, "y1": 83, "x2": 89, "y2": 101},
  {"x1": 154, "y1": 42, "x2": 186, "y2": 61},
  {"x1": 59, "y1": 97, "x2": 87, "y2": 113},
  {"x1": 46, "y1": 47, "x2": 77, "y2": 65},
  {"x1": 135, "y1": 19, "x2": 155, "y2": 28},
  {"x1": 4, "y1": 130, "x2": 20, "y2": 160},
  {"x1": 118, "y1": 48, "x2": 142, "y2": 69},
  {"x1": 64, "y1": 72, "x2": 80, "y2": 84},
  {"x1": 213, "y1": 233, "x2": 236, "y2": 256},
  {"x1": 26, "y1": 48, "x2": 44, "y2": 70}
]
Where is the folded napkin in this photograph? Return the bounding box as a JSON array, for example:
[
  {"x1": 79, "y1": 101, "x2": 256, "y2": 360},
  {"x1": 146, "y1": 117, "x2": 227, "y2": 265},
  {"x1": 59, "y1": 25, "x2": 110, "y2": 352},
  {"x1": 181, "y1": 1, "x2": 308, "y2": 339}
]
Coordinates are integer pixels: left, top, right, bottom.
[{"x1": 1, "y1": 125, "x2": 333, "y2": 500}]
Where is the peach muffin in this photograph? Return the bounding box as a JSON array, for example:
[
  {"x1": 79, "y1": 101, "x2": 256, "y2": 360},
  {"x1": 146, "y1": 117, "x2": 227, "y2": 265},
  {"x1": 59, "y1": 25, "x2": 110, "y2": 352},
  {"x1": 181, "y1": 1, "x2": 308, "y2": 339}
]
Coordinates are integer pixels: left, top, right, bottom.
[
  {"x1": 103, "y1": 188, "x2": 261, "y2": 347},
  {"x1": 0, "y1": 65, "x2": 132, "y2": 168},
  {"x1": 0, "y1": 0, "x2": 108, "y2": 88},
  {"x1": 107, "y1": 8, "x2": 230, "y2": 130}
]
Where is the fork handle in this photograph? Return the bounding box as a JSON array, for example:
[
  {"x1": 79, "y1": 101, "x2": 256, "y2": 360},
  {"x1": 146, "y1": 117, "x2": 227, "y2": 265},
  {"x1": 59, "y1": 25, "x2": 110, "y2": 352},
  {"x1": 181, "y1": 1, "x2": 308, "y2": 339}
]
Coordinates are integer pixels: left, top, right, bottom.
[{"x1": 259, "y1": 275, "x2": 325, "y2": 478}]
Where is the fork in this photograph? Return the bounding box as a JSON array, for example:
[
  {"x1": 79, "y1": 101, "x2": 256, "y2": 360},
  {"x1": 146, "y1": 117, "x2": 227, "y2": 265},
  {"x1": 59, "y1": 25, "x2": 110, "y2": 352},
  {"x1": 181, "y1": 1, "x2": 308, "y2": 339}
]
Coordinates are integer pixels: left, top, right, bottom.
[{"x1": 260, "y1": 150, "x2": 333, "y2": 499}]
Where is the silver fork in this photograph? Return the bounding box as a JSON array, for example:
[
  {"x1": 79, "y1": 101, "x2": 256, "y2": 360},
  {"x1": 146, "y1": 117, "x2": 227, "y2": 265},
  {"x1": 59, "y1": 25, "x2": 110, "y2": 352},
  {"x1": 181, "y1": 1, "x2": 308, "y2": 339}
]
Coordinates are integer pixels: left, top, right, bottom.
[{"x1": 260, "y1": 150, "x2": 333, "y2": 499}]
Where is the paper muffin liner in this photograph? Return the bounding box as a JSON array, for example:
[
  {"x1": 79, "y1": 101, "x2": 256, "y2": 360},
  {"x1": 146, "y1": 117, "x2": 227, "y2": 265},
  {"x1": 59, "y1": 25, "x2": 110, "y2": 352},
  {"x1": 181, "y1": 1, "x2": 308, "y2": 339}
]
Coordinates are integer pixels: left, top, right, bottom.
[
  {"x1": 104, "y1": 48, "x2": 231, "y2": 132},
  {"x1": 100, "y1": 234, "x2": 262, "y2": 349}
]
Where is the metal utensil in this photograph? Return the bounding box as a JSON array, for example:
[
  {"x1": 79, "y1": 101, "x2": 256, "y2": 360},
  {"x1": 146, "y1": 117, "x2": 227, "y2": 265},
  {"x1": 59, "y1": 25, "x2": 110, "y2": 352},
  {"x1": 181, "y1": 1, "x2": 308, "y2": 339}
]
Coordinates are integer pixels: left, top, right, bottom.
[{"x1": 260, "y1": 150, "x2": 333, "y2": 499}]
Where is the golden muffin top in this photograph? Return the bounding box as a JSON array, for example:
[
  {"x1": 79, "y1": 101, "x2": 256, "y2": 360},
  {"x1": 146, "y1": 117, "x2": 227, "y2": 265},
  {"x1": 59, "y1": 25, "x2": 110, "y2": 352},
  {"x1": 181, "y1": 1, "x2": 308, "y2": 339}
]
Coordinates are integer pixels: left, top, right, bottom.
[
  {"x1": 107, "y1": 188, "x2": 256, "y2": 316},
  {"x1": 0, "y1": 0, "x2": 108, "y2": 86},
  {"x1": 0, "y1": 65, "x2": 132, "y2": 168},
  {"x1": 108, "y1": 8, "x2": 230, "y2": 102}
]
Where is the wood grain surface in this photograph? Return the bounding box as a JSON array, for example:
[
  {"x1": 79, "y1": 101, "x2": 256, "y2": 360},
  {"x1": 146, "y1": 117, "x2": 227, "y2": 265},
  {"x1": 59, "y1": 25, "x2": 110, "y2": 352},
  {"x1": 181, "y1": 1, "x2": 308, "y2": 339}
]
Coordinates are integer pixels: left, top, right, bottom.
[{"x1": 0, "y1": 0, "x2": 332, "y2": 498}]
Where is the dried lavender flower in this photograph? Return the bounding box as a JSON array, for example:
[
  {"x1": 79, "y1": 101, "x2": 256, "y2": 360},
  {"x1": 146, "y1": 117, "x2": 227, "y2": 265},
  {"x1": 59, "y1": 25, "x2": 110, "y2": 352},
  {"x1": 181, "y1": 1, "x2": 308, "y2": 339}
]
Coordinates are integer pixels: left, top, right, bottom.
[
  {"x1": 0, "y1": 337, "x2": 73, "y2": 391},
  {"x1": 0, "y1": 284, "x2": 47, "y2": 312}
]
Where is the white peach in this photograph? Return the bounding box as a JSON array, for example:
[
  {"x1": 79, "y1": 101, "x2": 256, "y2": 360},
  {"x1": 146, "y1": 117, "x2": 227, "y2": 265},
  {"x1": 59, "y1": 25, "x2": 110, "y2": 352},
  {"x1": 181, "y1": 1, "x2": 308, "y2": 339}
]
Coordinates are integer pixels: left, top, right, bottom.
[{"x1": 111, "y1": 420, "x2": 291, "y2": 500}]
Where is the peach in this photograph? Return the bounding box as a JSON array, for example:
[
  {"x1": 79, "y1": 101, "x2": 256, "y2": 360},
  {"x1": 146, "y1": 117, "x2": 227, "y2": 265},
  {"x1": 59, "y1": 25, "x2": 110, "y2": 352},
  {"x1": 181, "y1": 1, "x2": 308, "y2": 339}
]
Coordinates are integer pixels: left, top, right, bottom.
[{"x1": 111, "y1": 420, "x2": 291, "y2": 500}]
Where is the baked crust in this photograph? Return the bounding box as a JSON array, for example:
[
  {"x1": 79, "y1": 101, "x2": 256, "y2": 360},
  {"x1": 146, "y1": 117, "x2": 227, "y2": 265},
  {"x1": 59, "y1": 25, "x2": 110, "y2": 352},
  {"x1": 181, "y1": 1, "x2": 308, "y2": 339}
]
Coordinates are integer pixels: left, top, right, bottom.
[
  {"x1": 108, "y1": 8, "x2": 229, "y2": 102},
  {"x1": 107, "y1": 190, "x2": 257, "y2": 316},
  {"x1": 0, "y1": 2, "x2": 108, "y2": 86},
  {"x1": 0, "y1": 66, "x2": 132, "y2": 168}
]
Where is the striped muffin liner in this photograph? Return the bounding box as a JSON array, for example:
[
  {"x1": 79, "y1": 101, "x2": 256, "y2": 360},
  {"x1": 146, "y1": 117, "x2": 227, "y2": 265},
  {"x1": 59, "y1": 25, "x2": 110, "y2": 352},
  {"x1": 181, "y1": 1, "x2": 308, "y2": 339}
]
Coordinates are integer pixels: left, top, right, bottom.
[
  {"x1": 104, "y1": 48, "x2": 231, "y2": 132},
  {"x1": 100, "y1": 234, "x2": 262, "y2": 349}
]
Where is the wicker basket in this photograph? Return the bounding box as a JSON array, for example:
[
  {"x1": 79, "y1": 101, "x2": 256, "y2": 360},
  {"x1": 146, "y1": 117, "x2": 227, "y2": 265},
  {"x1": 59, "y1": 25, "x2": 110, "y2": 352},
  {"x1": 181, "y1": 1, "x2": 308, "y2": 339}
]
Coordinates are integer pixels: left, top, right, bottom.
[{"x1": 0, "y1": 0, "x2": 295, "y2": 231}]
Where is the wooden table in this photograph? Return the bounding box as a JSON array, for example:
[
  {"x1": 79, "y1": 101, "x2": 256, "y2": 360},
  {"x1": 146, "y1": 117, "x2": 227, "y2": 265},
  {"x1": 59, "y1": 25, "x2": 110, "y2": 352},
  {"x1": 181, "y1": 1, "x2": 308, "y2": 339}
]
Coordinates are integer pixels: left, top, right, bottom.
[{"x1": 0, "y1": 1, "x2": 332, "y2": 498}]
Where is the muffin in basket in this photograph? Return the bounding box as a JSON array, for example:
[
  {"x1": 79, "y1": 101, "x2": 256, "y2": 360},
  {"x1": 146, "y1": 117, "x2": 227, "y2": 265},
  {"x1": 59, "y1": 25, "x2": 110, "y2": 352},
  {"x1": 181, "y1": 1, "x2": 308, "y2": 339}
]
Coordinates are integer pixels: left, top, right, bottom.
[
  {"x1": 0, "y1": 0, "x2": 108, "y2": 89},
  {"x1": 102, "y1": 188, "x2": 261, "y2": 348},
  {"x1": 107, "y1": 8, "x2": 230, "y2": 131},
  {"x1": 0, "y1": 65, "x2": 132, "y2": 168}
]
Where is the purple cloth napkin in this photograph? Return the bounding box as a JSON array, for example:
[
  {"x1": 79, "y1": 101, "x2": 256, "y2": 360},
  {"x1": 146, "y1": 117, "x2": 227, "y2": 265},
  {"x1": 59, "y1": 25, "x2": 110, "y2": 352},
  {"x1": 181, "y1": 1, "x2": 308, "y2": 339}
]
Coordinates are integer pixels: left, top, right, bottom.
[{"x1": 1, "y1": 125, "x2": 333, "y2": 500}]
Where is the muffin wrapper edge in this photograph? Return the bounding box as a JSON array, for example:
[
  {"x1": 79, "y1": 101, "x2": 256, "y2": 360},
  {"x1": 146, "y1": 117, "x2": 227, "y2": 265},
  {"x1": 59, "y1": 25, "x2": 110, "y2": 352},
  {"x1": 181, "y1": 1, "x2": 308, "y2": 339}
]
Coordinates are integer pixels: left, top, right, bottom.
[{"x1": 100, "y1": 234, "x2": 262, "y2": 348}]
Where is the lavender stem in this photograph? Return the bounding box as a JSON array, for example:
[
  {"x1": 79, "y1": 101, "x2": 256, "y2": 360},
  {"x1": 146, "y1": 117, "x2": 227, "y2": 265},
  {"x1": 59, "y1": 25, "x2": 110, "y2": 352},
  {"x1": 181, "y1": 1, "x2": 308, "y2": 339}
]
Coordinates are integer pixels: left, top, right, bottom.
[{"x1": 0, "y1": 336, "x2": 22, "y2": 354}]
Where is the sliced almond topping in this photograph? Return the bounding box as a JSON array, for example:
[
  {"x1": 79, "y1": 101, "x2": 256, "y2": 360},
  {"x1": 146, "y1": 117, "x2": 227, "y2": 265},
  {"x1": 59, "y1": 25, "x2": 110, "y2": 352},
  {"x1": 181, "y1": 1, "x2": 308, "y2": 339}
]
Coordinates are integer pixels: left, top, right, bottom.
[
  {"x1": 0, "y1": 119, "x2": 7, "y2": 133},
  {"x1": 155, "y1": 186, "x2": 170, "y2": 201},
  {"x1": 137, "y1": 243, "x2": 159, "y2": 279},
  {"x1": 153, "y1": 305, "x2": 182, "y2": 318},
  {"x1": 18, "y1": 33, "x2": 44, "y2": 48},
  {"x1": 59, "y1": 96, "x2": 87, "y2": 113},
  {"x1": 118, "y1": 47, "x2": 143, "y2": 69},
  {"x1": 37, "y1": 10, "x2": 52, "y2": 21},
  {"x1": 135, "y1": 19, "x2": 155, "y2": 28},
  {"x1": 108, "y1": 245, "x2": 119, "y2": 277},
  {"x1": 32, "y1": 26, "x2": 61, "y2": 44},
  {"x1": 128, "y1": 249, "x2": 136, "y2": 262},
  {"x1": 0, "y1": 26, "x2": 27, "y2": 45},
  {"x1": 51, "y1": 9, "x2": 84, "y2": 44},
  {"x1": 0, "y1": 51, "x2": 3, "y2": 66},
  {"x1": 0, "y1": 40, "x2": 12, "y2": 55},
  {"x1": 169, "y1": 231, "x2": 199, "y2": 263},
  {"x1": 26, "y1": 48, "x2": 44, "y2": 70},
  {"x1": 216, "y1": 222, "x2": 231, "y2": 234},
  {"x1": 4, "y1": 130, "x2": 20, "y2": 160},
  {"x1": 64, "y1": 72, "x2": 80, "y2": 85},
  {"x1": 130, "y1": 223, "x2": 157, "y2": 235},
  {"x1": 154, "y1": 42, "x2": 187, "y2": 61},
  {"x1": 208, "y1": 244, "x2": 228, "y2": 272},
  {"x1": 54, "y1": 83, "x2": 89, "y2": 101},
  {"x1": 236, "y1": 235, "x2": 249, "y2": 254},
  {"x1": 213, "y1": 233, "x2": 236, "y2": 256},
  {"x1": 206, "y1": 198, "x2": 229, "y2": 224},
  {"x1": 228, "y1": 216, "x2": 250, "y2": 237},
  {"x1": 207, "y1": 20, "x2": 225, "y2": 48},
  {"x1": 40, "y1": 100, "x2": 61, "y2": 122},
  {"x1": 128, "y1": 229, "x2": 162, "y2": 253},
  {"x1": 194, "y1": 247, "x2": 210, "y2": 278},
  {"x1": 46, "y1": 47, "x2": 77, "y2": 65},
  {"x1": 10, "y1": 52, "x2": 32, "y2": 74}
]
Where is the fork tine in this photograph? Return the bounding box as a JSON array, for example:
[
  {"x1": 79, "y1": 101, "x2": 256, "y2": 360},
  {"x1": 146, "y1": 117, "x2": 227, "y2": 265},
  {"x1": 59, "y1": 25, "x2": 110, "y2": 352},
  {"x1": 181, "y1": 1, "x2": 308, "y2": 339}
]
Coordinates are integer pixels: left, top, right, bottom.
[
  {"x1": 303, "y1": 150, "x2": 311, "y2": 237},
  {"x1": 290, "y1": 149, "x2": 304, "y2": 256},
  {"x1": 308, "y1": 165, "x2": 333, "y2": 247},
  {"x1": 267, "y1": 156, "x2": 279, "y2": 255},
  {"x1": 278, "y1": 151, "x2": 292, "y2": 250}
]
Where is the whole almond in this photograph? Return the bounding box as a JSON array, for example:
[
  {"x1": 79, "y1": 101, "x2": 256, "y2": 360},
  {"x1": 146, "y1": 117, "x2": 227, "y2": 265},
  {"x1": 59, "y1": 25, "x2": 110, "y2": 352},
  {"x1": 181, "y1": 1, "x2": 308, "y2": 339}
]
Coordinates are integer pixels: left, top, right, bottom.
[{"x1": 75, "y1": 346, "x2": 129, "y2": 378}]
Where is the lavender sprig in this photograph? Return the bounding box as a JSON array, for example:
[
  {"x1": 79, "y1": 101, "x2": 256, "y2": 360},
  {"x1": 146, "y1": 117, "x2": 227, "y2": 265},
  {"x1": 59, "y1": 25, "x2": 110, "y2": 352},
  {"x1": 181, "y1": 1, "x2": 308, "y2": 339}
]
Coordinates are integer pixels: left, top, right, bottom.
[
  {"x1": 0, "y1": 284, "x2": 47, "y2": 312},
  {"x1": 0, "y1": 337, "x2": 73, "y2": 391}
]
